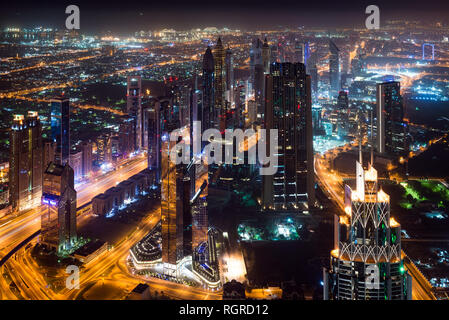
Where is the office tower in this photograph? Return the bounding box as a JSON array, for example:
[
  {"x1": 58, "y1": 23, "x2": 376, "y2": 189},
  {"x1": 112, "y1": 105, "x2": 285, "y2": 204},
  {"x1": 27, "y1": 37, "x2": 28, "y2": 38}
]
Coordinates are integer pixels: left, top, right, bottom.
[
  {"x1": 262, "y1": 38, "x2": 271, "y2": 74},
  {"x1": 250, "y1": 38, "x2": 265, "y2": 119},
  {"x1": 213, "y1": 37, "x2": 226, "y2": 126},
  {"x1": 69, "y1": 150, "x2": 82, "y2": 181},
  {"x1": 323, "y1": 161, "x2": 412, "y2": 300},
  {"x1": 262, "y1": 62, "x2": 314, "y2": 211},
  {"x1": 177, "y1": 84, "x2": 192, "y2": 128},
  {"x1": 127, "y1": 76, "x2": 142, "y2": 151},
  {"x1": 351, "y1": 47, "x2": 367, "y2": 77},
  {"x1": 161, "y1": 134, "x2": 191, "y2": 275},
  {"x1": 294, "y1": 41, "x2": 305, "y2": 64},
  {"x1": 202, "y1": 46, "x2": 215, "y2": 131},
  {"x1": 119, "y1": 115, "x2": 134, "y2": 156},
  {"x1": 307, "y1": 52, "x2": 318, "y2": 102},
  {"x1": 9, "y1": 112, "x2": 43, "y2": 212},
  {"x1": 43, "y1": 139, "x2": 55, "y2": 170},
  {"x1": 146, "y1": 105, "x2": 160, "y2": 176},
  {"x1": 141, "y1": 106, "x2": 150, "y2": 152},
  {"x1": 270, "y1": 44, "x2": 278, "y2": 64},
  {"x1": 225, "y1": 47, "x2": 234, "y2": 107},
  {"x1": 376, "y1": 81, "x2": 408, "y2": 156},
  {"x1": 250, "y1": 38, "x2": 262, "y2": 85},
  {"x1": 96, "y1": 134, "x2": 112, "y2": 165},
  {"x1": 337, "y1": 91, "x2": 349, "y2": 110},
  {"x1": 329, "y1": 40, "x2": 340, "y2": 98},
  {"x1": 111, "y1": 135, "x2": 120, "y2": 158},
  {"x1": 247, "y1": 100, "x2": 257, "y2": 125},
  {"x1": 41, "y1": 162, "x2": 77, "y2": 255},
  {"x1": 51, "y1": 96, "x2": 70, "y2": 165},
  {"x1": 81, "y1": 141, "x2": 92, "y2": 178}
]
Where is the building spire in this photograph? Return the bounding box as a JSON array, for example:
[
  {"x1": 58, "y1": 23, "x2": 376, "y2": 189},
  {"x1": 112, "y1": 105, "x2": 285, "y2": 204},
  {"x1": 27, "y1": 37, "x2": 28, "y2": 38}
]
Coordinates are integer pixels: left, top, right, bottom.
[
  {"x1": 370, "y1": 107, "x2": 374, "y2": 166},
  {"x1": 358, "y1": 110, "x2": 363, "y2": 165}
]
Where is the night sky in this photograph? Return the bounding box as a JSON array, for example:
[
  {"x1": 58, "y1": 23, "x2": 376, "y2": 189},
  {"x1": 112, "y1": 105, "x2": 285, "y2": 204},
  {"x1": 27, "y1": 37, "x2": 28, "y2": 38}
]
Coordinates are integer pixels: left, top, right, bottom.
[{"x1": 1, "y1": 0, "x2": 449, "y2": 34}]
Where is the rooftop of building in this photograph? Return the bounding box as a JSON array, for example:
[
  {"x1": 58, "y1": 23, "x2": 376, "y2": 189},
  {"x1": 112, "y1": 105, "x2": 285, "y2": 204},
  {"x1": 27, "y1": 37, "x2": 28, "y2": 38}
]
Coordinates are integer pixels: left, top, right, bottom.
[
  {"x1": 131, "y1": 283, "x2": 149, "y2": 294},
  {"x1": 73, "y1": 239, "x2": 106, "y2": 257},
  {"x1": 45, "y1": 162, "x2": 64, "y2": 176}
]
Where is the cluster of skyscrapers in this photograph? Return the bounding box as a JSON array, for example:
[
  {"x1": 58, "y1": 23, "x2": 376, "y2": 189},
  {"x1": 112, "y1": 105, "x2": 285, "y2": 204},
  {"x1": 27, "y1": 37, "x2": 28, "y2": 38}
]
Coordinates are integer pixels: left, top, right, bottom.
[{"x1": 9, "y1": 96, "x2": 78, "y2": 255}]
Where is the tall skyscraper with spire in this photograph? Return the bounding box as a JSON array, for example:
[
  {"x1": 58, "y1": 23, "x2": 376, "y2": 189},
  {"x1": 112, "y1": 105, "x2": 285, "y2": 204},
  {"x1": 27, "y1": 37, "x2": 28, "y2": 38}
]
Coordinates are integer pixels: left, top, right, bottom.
[
  {"x1": 202, "y1": 47, "x2": 215, "y2": 131},
  {"x1": 262, "y1": 62, "x2": 314, "y2": 211},
  {"x1": 213, "y1": 37, "x2": 226, "y2": 128},
  {"x1": 323, "y1": 158, "x2": 412, "y2": 300}
]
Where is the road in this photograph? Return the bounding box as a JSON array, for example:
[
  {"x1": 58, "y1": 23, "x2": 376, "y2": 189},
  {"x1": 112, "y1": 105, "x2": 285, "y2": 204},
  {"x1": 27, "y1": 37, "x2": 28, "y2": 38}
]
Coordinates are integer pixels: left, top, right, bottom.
[{"x1": 0, "y1": 155, "x2": 147, "y2": 257}]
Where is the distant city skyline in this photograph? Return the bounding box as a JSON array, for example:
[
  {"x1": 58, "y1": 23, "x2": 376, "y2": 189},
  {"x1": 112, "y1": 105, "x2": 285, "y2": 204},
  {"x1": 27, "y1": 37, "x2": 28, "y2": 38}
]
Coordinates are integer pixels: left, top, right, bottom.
[{"x1": 2, "y1": 0, "x2": 449, "y2": 34}]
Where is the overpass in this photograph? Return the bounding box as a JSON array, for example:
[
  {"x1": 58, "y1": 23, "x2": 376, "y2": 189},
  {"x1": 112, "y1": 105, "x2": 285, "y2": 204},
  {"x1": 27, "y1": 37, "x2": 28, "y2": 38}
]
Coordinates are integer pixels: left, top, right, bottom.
[
  {"x1": 0, "y1": 202, "x2": 92, "y2": 268},
  {"x1": 0, "y1": 230, "x2": 41, "y2": 267}
]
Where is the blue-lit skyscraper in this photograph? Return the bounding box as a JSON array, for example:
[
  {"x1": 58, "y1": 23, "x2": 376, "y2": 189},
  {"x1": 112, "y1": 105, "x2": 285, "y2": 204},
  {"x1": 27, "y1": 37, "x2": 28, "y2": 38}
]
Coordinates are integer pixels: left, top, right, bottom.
[{"x1": 50, "y1": 96, "x2": 70, "y2": 165}]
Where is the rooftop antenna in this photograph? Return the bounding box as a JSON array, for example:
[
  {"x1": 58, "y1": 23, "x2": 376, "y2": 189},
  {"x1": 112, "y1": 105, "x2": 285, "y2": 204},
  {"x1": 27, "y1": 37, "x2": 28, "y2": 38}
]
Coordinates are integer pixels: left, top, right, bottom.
[
  {"x1": 358, "y1": 110, "x2": 363, "y2": 165},
  {"x1": 370, "y1": 107, "x2": 374, "y2": 166}
]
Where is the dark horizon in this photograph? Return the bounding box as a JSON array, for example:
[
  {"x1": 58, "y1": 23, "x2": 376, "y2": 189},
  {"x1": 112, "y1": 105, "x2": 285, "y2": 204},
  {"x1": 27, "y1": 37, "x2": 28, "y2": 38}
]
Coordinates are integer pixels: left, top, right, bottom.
[{"x1": 1, "y1": 0, "x2": 449, "y2": 35}]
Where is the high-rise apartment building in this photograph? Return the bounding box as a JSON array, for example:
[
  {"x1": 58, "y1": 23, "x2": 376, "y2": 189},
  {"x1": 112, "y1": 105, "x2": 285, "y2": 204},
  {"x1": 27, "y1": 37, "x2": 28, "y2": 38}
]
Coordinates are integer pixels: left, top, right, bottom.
[{"x1": 9, "y1": 112, "x2": 43, "y2": 212}]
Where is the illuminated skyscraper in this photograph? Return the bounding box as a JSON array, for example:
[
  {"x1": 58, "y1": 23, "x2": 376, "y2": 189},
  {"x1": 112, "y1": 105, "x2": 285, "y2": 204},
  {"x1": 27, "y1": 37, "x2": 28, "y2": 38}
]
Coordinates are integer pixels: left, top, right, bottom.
[
  {"x1": 294, "y1": 41, "x2": 305, "y2": 64},
  {"x1": 51, "y1": 96, "x2": 70, "y2": 165},
  {"x1": 225, "y1": 46, "x2": 234, "y2": 107},
  {"x1": 323, "y1": 161, "x2": 412, "y2": 300},
  {"x1": 160, "y1": 134, "x2": 191, "y2": 276},
  {"x1": 376, "y1": 81, "x2": 408, "y2": 156},
  {"x1": 96, "y1": 133, "x2": 112, "y2": 165},
  {"x1": 43, "y1": 139, "x2": 55, "y2": 170},
  {"x1": 119, "y1": 115, "x2": 134, "y2": 157},
  {"x1": 146, "y1": 105, "x2": 160, "y2": 176},
  {"x1": 9, "y1": 112, "x2": 43, "y2": 212},
  {"x1": 337, "y1": 91, "x2": 349, "y2": 110},
  {"x1": 329, "y1": 40, "x2": 340, "y2": 98},
  {"x1": 41, "y1": 162, "x2": 77, "y2": 255},
  {"x1": 249, "y1": 38, "x2": 265, "y2": 119},
  {"x1": 213, "y1": 38, "x2": 226, "y2": 127},
  {"x1": 202, "y1": 46, "x2": 215, "y2": 131},
  {"x1": 262, "y1": 62, "x2": 314, "y2": 211},
  {"x1": 262, "y1": 38, "x2": 271, "y2": 75},
  {"x1": 81, "y1": 141, "x2": 92, "y2": 178},
  {"x1": 127, "y1": 76, "x2": 142, "y2": 151}
]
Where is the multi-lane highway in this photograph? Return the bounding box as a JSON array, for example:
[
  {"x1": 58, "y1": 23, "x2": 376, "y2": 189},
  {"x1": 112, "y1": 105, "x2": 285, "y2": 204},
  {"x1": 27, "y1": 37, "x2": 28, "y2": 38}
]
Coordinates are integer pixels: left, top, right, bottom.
[{"x1": 0, "y1": 155, "x2": 147, "y2": 258}]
